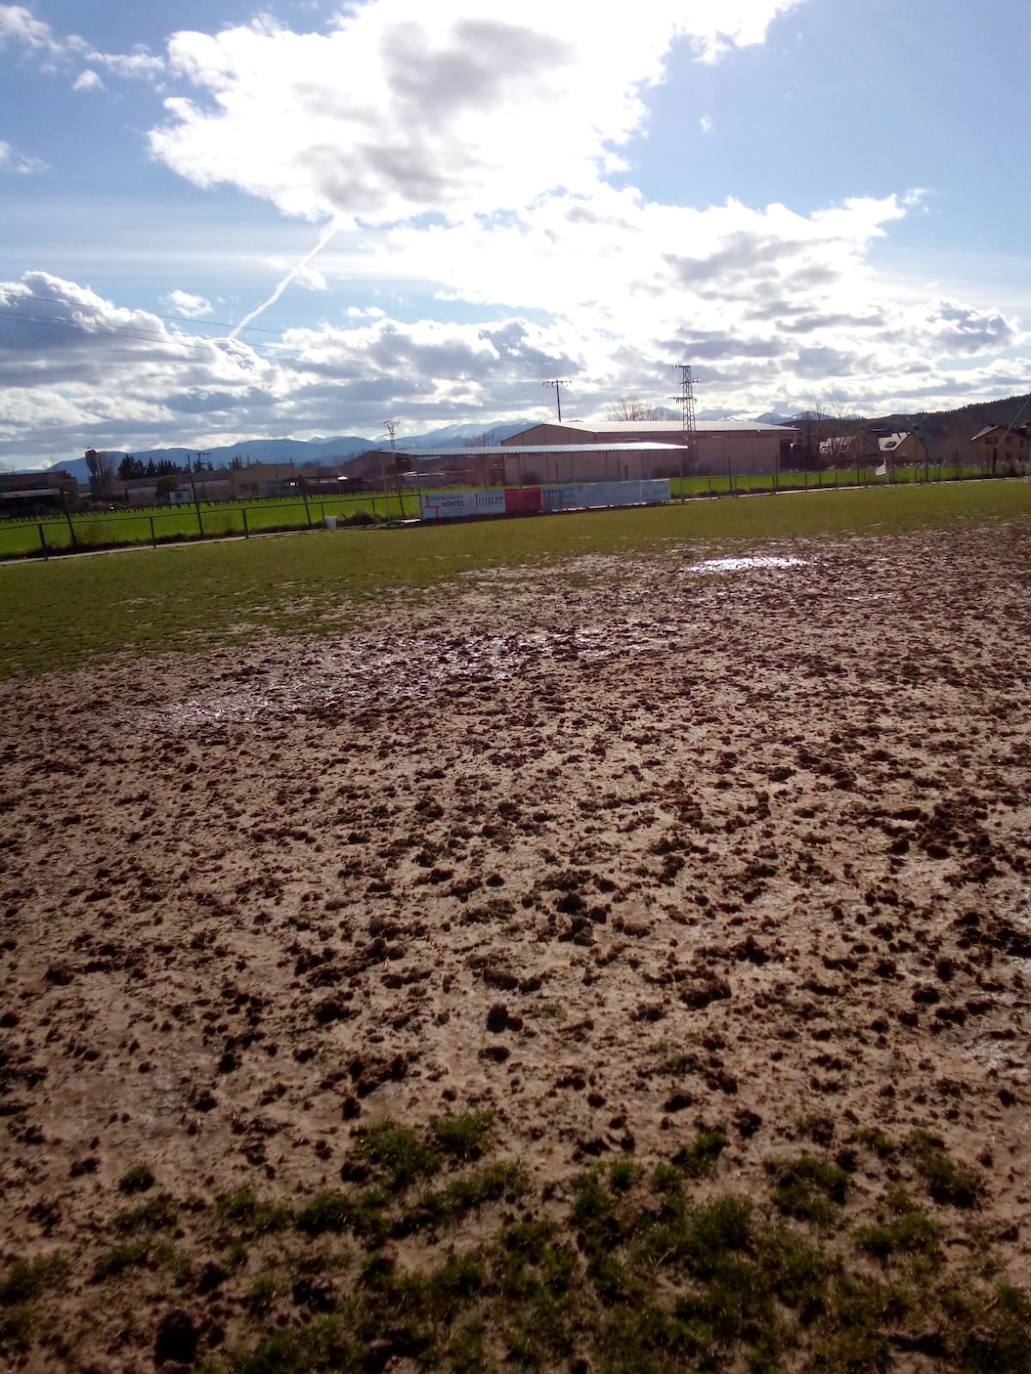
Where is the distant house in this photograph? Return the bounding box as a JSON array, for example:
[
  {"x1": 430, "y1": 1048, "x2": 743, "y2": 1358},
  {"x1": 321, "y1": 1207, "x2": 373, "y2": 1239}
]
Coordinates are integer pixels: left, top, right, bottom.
[
  {"x1": 969, "y1": 424, "x2": 1030, "y2": 473},
  {"x1": 876, "y1": 432, "x2": 926, "y2": 465},
  {"x1": 819, "y1": 430, "x2": 926, "y2": 468}
]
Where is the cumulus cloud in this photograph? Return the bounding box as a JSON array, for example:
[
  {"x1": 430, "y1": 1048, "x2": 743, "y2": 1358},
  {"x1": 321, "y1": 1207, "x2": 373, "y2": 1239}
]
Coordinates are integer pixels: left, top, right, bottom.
[
  {"x1": 162, "y1": 289, "x2": 214, "y2": 318},
  {"x1": 73, "y1": 68, "x2": 104, "y2": 92},
  {"x1": 2, "y1": 263, "x2": 1028, "y2": 465},
  {"x1": 0, "y1": 139, "x2": 46, "y2": 173},
  {"x1": 1, "y1": 3, "x2": 1027, "y2": 459},
  {"x1": 0, "y1": 3, "x2": 59, "y2": 52},
  {"x1": 148, "y1": 1, "x2": 803, "y2": 224}
]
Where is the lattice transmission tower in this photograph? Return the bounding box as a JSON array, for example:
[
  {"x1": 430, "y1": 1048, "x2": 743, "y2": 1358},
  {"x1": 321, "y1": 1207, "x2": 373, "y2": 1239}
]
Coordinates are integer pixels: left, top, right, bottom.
[{"x1": 669, "y1": 364, "x2": 697, "y2": 496}]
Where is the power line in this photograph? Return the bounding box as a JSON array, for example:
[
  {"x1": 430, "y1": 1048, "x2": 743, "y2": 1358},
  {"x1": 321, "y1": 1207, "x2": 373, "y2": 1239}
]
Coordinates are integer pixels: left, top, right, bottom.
[
  {"x1": 0, "y1": 308, "x2": 581, "y2": 389},
  {"x1": 4, "y1": 287, "x2": 300, "y2": 337},
  {"x1": 0, "y1": 307, "x2": 232, "y2": 350}
]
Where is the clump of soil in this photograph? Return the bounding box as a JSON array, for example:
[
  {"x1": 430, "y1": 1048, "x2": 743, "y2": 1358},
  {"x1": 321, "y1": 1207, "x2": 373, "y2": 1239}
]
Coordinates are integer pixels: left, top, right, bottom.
[{"x1": 0, "y1": 525, "x2": 1029, "y2": 1369}]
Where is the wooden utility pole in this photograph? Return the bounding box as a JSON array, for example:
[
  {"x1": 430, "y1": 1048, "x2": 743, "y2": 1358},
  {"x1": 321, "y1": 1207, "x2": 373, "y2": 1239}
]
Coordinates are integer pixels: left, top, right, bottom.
[{"x1": 542, "y1": 379, "x2": 570, "y2": 422}]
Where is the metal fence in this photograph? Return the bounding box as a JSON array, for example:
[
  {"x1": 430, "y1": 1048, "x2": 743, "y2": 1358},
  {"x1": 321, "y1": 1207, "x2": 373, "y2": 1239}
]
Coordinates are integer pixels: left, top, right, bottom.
[
  {"x1": 0, "y1": 491, "x2": 417, "y2": 560},
  {"x1": 0, "y1": 463, "x2": 1021, "y2": 561}
]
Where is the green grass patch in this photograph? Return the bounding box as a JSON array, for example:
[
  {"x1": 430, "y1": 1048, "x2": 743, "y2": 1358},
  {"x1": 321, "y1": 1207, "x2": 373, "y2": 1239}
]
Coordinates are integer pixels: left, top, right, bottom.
[
  {"x1": 671, "y1": 1127, "x2": 728, "y2": 1178},
  {"x1": 91, "y1": 1238, "x2": 154, "y2": 1281},
  {"x1": 294, "y1": 1188, "x2": 391, "y2": 1238},
  {"x1": 906, "y1": 1132, "x2": 982, "y2": 1208},
  {"x1": 429, "y1": 1109, "x2": 495, "y2": 1162},
  {"x1": 354, "y1": 1118, "x2": 443, "y2": 1191},
  {"x1": 3, "y1": 480, "x2": 1029, "y2": 679},
  {"x1": 765, "y1": 1155, "x2": 850, "y2": 1226},
  {"x1": 0, "y1": 1255, "x2": 68, "y2": 1305},
  {"x1": 856, "y1": 1186, "x2": 941, "y2": 1263},
  {"x1": 18, "y1": 1129, "x2": 1023, "y2": 1374},
  {"x1": 399, "y1": 1163, "x2": 528, "y2": 1234},
  {"x1": 216, "y1": 1187, "x2": 293, "y2": 1236},
  {"x1": 116, "y1": 1163, "x2": 155, "y2": 1195},
  {"x1": 855, "y1": 1127, "x2": 898, "y2": 1160},
  {"x1": 112, "y1": 1193, "x2": 178, "y2": 1235},
  {"x1": 0, "y1": 491, "x2": 414, "y2": 560}
]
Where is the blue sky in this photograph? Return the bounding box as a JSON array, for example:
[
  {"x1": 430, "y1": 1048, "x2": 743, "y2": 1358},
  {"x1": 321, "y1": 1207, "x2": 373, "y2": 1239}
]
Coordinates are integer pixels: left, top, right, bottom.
[{"x1": 1, "y1": 0, "x2": 1028, "y2": 465}]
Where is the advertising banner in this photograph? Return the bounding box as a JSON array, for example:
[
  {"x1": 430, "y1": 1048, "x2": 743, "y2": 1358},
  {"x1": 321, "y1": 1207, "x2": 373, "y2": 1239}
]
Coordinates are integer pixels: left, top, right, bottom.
[
  {"x1": 542, "y1": 479, "x2": 671, "y2": 512},
  {"x1": 420, "y1": 489, "x2": 505, "y2": 521},
  {"x1": 504, "y1": 487, "x2": 544, "y2": 515}
]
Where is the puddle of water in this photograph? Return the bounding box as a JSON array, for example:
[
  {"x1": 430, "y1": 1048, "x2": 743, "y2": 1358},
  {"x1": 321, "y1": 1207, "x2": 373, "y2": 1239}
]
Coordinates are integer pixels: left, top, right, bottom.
[{"x1": 688, "y1": 556, "x2": 809, "y2": 574}]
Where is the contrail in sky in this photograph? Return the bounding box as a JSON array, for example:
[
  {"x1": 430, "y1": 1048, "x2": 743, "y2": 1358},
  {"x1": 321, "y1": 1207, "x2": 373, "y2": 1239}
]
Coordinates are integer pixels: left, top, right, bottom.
[{"x1": 228, "y1": 218, "x2": 341, "y2": 339}]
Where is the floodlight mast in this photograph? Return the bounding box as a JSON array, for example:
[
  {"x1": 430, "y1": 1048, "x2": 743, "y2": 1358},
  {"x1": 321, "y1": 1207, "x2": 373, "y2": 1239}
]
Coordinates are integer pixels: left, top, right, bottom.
[
  {"x1": 669, "y1": 364, "x2": 697, "y2": 502},
  {"x1": 381, "y1": 419, "x2": 397, "y2": 519}
]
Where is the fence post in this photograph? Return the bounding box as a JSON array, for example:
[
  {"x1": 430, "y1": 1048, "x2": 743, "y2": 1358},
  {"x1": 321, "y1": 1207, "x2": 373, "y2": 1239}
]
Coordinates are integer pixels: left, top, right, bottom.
[
  {"x1": 149, "y1": 516, "x2": 157, "y2": 548},
  {"x1": 197, "y1": 507, "x2": 204, "y2": 539},
  {"x1": 727, "y1": 453, "x2": 734, "y2": 495},
  {"x1": 242, "y1": 507, "x2": 250, "y2": 539},
  {"x1": 38, "y1": 523, "x2": 49, "y2": 560}
]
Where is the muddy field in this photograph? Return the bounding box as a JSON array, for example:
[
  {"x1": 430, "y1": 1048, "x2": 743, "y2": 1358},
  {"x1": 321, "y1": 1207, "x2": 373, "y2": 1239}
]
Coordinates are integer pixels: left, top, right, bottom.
[{"x1": 1, "y1": 524, "x2": 1030, "y2": 1371}]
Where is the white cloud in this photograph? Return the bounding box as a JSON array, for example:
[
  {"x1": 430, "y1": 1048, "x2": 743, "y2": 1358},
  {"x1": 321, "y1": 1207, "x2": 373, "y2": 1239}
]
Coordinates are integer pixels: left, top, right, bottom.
[
  {"x1": 1, "y1": 3, "x2": 1027, "y2": 460},
  {"x1": 0, "y1": 4, "x2": 60, "y2": 53},
  {"x1": 148, "y1": 1, "x2": 803, "y2": 224},
  {"x1": 162, "y1": 289, "x2": 214, "y2": 318},
  {"x1": 0, "y1": 139, "x2": 47, "y2": 173},
  {"x1": 2, "y1": 259, "x2": 1027, "y2": 468},
  {"x1": 700, "y1": 113, "x2": 714, "y2": 133},
  {"x1": 73, "y1": 68, "x2": 104, "y2": 92},
  {"x1": 0, "y1": 4, "x2": 163, "y2": 78}
]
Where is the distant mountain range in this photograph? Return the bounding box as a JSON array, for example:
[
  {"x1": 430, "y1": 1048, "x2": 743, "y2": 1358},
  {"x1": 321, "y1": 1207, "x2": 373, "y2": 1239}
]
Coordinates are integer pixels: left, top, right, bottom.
[
  {"x1": 37, "y1": 421, "x2": 531, "y2": 481},
  {"x1": 32, "y1": 394, "x2": 1031, "y2": 480}
]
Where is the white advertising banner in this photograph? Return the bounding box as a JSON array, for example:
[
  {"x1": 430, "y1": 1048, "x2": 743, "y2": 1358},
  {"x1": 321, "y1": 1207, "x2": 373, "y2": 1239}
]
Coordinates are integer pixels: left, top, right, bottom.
[
  {"x1": 542, "y1": 479, "x2": 670, "y2": 511},
  {"x1": 420, "y1": 489, "x2": 506, "y2": 521}
]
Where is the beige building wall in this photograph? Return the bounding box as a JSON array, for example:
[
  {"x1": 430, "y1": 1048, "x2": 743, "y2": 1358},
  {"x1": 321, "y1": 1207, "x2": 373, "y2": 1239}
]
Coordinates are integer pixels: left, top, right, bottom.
[
  {"x1": 500, "y1": 448, "x2": 656, "y2": 485},
  {"x1": 502, "y1": 423, "x2": 790, "y2": 474}
]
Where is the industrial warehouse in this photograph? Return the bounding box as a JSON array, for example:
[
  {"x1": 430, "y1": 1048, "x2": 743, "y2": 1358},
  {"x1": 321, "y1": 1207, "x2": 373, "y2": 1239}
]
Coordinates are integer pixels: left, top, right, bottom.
[{"x1": 351, "y1": 418, "x2": 797, "y2": 490}]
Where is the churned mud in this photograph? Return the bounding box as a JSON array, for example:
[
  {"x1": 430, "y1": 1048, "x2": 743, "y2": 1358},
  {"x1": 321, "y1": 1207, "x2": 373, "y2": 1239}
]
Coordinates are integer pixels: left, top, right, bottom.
[{"x1": 1, "y1": 524, "x2": 1029, "y2": 1370}]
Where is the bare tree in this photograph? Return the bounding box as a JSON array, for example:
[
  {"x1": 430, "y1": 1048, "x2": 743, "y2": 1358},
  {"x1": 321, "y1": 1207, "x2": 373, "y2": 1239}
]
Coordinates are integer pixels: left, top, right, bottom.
[{"x1": 605, "y1": 398, "x2": 665, "y2": 421}]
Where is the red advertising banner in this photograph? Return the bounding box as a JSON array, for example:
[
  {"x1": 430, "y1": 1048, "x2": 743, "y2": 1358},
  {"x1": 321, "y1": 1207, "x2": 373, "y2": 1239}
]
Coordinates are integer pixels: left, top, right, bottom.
[{"x1": 504, "y1": 487, "x2": 543, "y2": 515}]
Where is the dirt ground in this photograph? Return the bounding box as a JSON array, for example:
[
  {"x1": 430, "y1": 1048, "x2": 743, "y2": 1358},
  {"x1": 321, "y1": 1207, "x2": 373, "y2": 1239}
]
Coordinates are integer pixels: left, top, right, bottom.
[{"x1": 1, "y1": 523, "x2": 1029, "y2": 1370}]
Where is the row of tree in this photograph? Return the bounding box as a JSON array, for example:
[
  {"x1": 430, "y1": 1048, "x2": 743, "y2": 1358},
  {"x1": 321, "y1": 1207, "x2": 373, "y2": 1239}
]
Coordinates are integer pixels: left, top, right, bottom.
[{"x1": 116, "y1": 455, "x2": 186, "y2": 479}]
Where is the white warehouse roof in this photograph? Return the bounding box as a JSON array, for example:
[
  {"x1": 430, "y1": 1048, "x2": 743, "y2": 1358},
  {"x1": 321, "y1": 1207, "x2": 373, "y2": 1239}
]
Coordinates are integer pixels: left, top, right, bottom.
[
  {"x1": 388, "y1": 442, "x2": 687, "y2": 458},
  {"x1": 581, "y1": 419, "x2": 798, "y2": 434}
]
